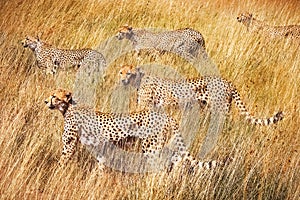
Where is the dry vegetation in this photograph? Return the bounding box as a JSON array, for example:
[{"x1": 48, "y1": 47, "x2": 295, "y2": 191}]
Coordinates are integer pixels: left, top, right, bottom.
[{"x1": 0, "y1": 0, "x2": 299, "y2": 199}]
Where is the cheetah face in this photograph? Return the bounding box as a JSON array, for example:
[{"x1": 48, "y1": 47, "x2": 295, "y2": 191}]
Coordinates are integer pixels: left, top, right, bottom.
[
  {"x1": 21, "y1": 36, "x2": 41, "y2": 50},
  {"x1": 119, "y1": 65, "x2": 136, "y2": 85},
  {"x1": 119, "y1": 65, "x2": 145, "y2": 88},
  {"x1": 45, "y1": 89, "x2": 72, "y2": 114},
  {"x1": 116, "y1": 25, "x2": 133, "y2": 40},
  {"x1": 237, "y1": 12, "x2": 253, "y2": 23}
]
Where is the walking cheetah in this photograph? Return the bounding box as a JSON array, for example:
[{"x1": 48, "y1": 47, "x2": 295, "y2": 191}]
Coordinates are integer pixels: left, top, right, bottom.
[
  {"x1": 22, "y1": 36, "x2": 106, "y2": 74},
  {"x1": 119, "y1": 65, "x2": 284, "y2": 126},
  {"x1": 237, "y1": 12, "x2": 300, "y2": 39},
  {"x1": 45, "y1": 88, "x2": 226, "y2": 172},
  {"x1": 116, "y1": 25, "x2": 208, "y2": 61}
]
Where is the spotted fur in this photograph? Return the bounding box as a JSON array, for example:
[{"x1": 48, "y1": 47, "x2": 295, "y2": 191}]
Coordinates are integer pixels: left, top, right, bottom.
[
  {"x1": 45, "y1": 89, "x2": 225, "y2": 172},
  {"x1": 119, "y1": 65, "x2": 284, "y2": 126},
  {"x1": 22, "y1": 36, "x2": 106, "y2": 74},
  {"x1": 237, "y1": 12, "x2": 300, "y2": 39},
  {"x1": 116, "y1": 25, "x2": 208, "y2": 60}
]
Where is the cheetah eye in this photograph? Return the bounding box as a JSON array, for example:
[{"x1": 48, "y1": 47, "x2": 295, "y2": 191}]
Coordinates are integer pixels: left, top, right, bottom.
[{"x1": 126, "y1": 73, "x2": 131, "y2": 75}]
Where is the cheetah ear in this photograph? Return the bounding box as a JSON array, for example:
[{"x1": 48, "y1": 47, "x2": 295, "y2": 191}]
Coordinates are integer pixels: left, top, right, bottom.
[
  {"x1": 135, "y1": 66, "x2": 141, "y2": 72},
  {"x1": 65, "y1": 92, "x2": 72, "y2": 102},
  {"x1": 135, "y1": 66, "x2": 144, "y2": 76},
  {"x1": 123, "y1": 24, "x2": 132, "y2": 30},
  {"x1": 127, "y1": 64, "x2": 135, "y2": 73}
]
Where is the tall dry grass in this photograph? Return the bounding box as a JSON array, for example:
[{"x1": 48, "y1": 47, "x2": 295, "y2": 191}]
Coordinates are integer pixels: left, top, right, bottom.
[{"x1": 0, "y1": 0, "x2": 299, "y2": 199}]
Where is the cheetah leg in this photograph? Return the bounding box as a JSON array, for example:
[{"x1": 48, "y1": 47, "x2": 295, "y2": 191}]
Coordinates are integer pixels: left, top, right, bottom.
[
  {"x1": 42, "y1": 59, "x2": 57, "y2": 75},
  {"x1": 58, "y1": 129, "x2": 78, "y2": 167},
  {"x1": 167, "y1": 118, "x2": 195, "y2": 168},
  {"x1": 168, "y1": 132, "x2": 195, "y2": 168},
  {"x1": 96, "y1": 155, "x2": 106, "y2": 172},
  {"x1": 141, "y1": 133, "x2": 167, "y2": 172},
  {"x1": 43, "y1": 63, "x2": 57, "y2": 75},
  {"x1": 134, "y1": 49, "x2": 142, "y2": 63},
  {"x1": 148, "y1": 48, "x2": 162, "y2": 62},
  {"x1": 50, "y1": 65, "x2": 58, "y2": 74},
  {"x1": 168, "y1": 118, "x2": 221, "y2": 173}
]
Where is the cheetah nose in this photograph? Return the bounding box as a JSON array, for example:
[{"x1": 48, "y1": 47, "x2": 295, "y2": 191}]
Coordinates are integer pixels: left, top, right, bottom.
[
  {"x1": 48, "y1": 105, "x2": 55, "y2": 109},
  {"x1": 46, "y1": 103, "x2": 55, "y2": 109},
  {"x1": 116, "y1": 34, "x2": 122, "y2": 40},
  {"x1": 121, "y1": 79, "x2": 128, "y2": 85}
]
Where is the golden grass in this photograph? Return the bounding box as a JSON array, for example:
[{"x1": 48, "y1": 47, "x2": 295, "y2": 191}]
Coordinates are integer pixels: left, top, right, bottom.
[{"x1": 0, "y1": 0, "x2": 299, "y2": 199}]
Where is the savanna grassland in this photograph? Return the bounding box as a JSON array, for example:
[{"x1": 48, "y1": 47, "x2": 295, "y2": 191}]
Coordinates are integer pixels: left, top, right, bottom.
[{"x1": 0, "y1": 0, "x2": 299, "y2": 199}]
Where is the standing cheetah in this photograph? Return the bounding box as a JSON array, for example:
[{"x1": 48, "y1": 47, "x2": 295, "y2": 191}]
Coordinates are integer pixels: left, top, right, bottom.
[
  {"x1": 22, "y1": 36, "x2": 106, "y2": 74},
  {"x1": 119, "y1": 65, "x2": 284, "y2": 126},
  {"x1": 237, "y1": 12, "x2": 300, "y2": 39},
  {"x1": 45, "y1": 89, "x2": 226, "y2": 172},
  {"x1": 116, "y1": 25, "x2": 208, "y2": 61}
]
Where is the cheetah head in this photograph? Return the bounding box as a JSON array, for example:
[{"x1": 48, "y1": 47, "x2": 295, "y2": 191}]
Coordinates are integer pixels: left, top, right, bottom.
[
  {"x1": 116, "y1": 25, "x2": 133, "y2": 40},
  {"x1": 237, "y1": 12, "x2": 253, "y2": 25},
  {"x1": 21, "y1": 36, "x2": 42, "y2": 50},
  {"x1": 45, "y1": 89, "x2": 73, "y2": 115},
  {"x1": 119, "y1": 65, "x2": 144, "y2": 88}
]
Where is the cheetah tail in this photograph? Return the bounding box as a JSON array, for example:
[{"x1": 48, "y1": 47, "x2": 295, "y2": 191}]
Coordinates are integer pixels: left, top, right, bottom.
[
  {"x1": 184, "y1": 155, "x2": 232, "y2": 175},
  {"x1": 231, "y1": 85, "x2": 284, "y2": 125}
]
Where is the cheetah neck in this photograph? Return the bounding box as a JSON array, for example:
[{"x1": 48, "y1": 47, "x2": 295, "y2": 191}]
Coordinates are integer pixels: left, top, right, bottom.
[
  {"x1": 33, "y1": 43, "x2": 48, "y2": 54},
  {"x1": 58, "y1": 102, "x2": 70, "y2": 116},
  {"x1": 132, "y1": 71, "x2": 144, "y2": 89},
  {"x1": 126, "y1": 30, "x2": 137, "y2": 44},
  {"x1": 34, "y1": 45, "x2": 42, "y2": 55},
  {"x1": 249, "y1": 18, "x2": 268, "y2": 32},
  {"x1": 59, "y1": 99, "x2": 76, "y2": 116},
  {"x1": 131, "y1": 29, "x2": 152, "y2": 46}
]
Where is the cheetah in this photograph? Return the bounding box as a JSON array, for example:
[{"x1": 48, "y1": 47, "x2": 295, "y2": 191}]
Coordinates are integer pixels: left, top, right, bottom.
[
  {"x1": 119, "y1": 65, "x2": 284, "y2": 126},
  {"x1": 45, "y1": 88, "x2": 225, "y2": 172},
  {"x1": 116, "y1": 25, "x2": 208, "y2": 61},
  {"x1": 237, "y1": 12, "x2": 300, "y2": 39},
  {"x1": 22, "y1": 36, "x2": 106, "y2": 74}
]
